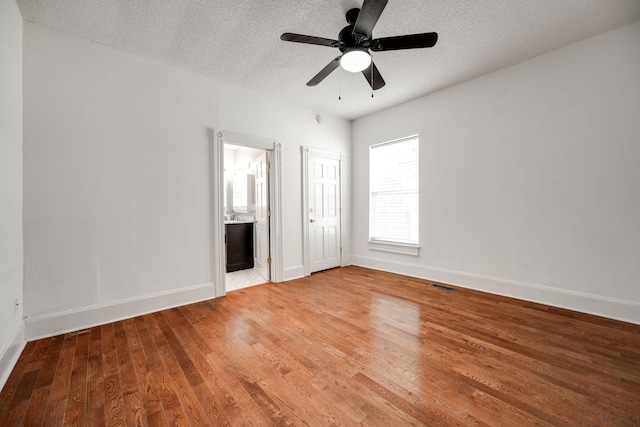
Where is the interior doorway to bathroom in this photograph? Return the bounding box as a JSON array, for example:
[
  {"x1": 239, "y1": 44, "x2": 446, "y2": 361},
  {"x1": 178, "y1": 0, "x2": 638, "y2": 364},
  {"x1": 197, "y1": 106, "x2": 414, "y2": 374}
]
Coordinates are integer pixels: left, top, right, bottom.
[
  {"x1": 223, "y1": 144, "x2": 270, "y2": 291},
  {"x1": 212, "y1": 130, "x2": 282, "y2": 296}
]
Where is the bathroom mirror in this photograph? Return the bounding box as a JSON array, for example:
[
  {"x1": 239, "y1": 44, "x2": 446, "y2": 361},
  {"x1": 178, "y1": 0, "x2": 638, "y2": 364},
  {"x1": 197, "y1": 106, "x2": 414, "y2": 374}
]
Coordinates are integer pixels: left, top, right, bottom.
[{"x1": 232, "y1": 173, "x2": 255, "y2": 213}]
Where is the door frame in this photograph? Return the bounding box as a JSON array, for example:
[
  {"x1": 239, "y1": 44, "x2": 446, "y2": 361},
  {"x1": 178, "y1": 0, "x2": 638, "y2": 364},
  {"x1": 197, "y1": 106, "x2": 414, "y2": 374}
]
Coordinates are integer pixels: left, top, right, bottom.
[
  {"x1": 212, "y1": 130, "x2": 283, "y2": 297},
  {"x1": 301, "y1": 147, "x2": 346, "y2": 277}
]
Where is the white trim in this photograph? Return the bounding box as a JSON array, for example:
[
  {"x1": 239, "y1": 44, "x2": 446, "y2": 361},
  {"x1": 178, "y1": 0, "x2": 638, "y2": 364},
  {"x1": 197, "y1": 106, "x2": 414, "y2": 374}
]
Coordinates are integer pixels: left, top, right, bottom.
[
  {"x1": 24, "y1": 282, "x2": 215, "y2": 340},
  {"x1": 301, "y1": 147, "x2": 310, "y2": 276},
  {"x1": 220, "y1": 130, "x2": 276, "y2": 150},
  {"x1": 271, "y1": 143, "x2": 284, "y2": 283},
  {"x1": 282, "y1": 265, "x2": 305, "y2": 282},
  {"x1": 301, "y1": 147, "x2": 345, "y2": 276},
  {"x1": 368, "y1": 240, "x2": 420, "y2": 256},
  {"x1": 371, "y1": 133, "x2": 420, "y2": 149},
  {"x1": 215, "y1": 130, "x2": 283, "y2": 285},
  {"x1": 211, "y1": 129, "x2": 226, "y2": 297},
  {"x1": 0, "y1": 323, "x2": 26, "y2": 392},
  {"x1": 351, "y1": 255, "x2": 640, "y2": 325},
  {"x1": 340, "y1": 153, "x2": 347, "y2": 269}
]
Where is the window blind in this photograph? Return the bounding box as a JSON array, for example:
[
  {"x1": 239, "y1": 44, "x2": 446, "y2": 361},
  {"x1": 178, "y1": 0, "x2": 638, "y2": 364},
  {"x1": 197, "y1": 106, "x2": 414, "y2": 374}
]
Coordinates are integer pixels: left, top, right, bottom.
[{"x1": 369, "y1": 136, "x2": 419, "y2": 245}]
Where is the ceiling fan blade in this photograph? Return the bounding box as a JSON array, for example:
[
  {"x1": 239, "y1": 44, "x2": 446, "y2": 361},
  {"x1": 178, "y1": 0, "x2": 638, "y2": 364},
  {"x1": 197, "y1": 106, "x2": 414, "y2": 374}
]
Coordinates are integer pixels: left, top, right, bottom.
[
  {"x1": 280, "y1": 33, "x2": 338, "y2": 47},
  {"x1": 362, "y1": 61, "x2": 385, "y2": 90},
  {"x1": 353, "y1": 0, "x2": 388, "y2": 39},
  {"x1": 307, "y1": 57, "x2": 341, "y2": 86},
  {"x1": 371, "y1": 32, "x2": 438, "y2": 51}
]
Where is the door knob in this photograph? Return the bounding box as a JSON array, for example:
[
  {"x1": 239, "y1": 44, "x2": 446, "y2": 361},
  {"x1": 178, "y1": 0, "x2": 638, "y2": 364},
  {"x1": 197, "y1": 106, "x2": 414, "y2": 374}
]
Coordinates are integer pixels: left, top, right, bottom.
[{"x1": 310, "y1": 219, "x2": 315, "y2": 223}]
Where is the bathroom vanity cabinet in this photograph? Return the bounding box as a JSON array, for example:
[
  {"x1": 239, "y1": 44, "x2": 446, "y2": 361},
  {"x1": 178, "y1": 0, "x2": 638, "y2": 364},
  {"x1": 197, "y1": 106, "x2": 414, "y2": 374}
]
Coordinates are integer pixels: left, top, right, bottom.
[{"x1": 225, "y1": 222, "x2": 254, "y2": 272}]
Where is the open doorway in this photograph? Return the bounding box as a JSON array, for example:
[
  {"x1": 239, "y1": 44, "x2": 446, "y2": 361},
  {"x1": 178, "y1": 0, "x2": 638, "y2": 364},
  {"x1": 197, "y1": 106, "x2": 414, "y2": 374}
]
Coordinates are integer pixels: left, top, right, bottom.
[
  {"x1": 223, "y1": 144, "x2": 270, "y2": 290},
  {"x1": 211, "y1": 130, "x2": 282, "y2": 296}
]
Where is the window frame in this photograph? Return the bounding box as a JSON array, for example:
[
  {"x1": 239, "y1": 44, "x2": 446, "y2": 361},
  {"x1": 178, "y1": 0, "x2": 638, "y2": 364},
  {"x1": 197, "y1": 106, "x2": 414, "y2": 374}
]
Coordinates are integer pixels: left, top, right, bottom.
[{"x1": 368, "y1": 135, "x2": 420, "y2": 256}]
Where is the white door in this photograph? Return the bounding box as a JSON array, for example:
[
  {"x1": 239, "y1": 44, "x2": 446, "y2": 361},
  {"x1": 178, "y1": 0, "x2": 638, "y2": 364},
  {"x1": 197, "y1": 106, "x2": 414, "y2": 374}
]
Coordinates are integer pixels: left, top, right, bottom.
[
  {"x1": 308, "y1": 154, "x2": 341, "y2": 273},
  {"x1": 254, "y1": 152, "x2": 270, "y2": 281}
]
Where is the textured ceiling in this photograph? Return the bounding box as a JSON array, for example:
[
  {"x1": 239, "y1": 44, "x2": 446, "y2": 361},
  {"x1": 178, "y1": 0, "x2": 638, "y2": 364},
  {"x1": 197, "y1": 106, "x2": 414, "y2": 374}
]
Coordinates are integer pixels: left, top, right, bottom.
[{"x1": 15, "y1": 0, "x2": 640, "y2": 120}]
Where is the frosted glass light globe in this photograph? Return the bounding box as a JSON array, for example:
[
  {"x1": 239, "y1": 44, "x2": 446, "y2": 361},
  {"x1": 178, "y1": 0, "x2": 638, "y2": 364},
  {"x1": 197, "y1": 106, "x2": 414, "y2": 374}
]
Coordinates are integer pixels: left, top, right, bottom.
[{"x1": 340, "y1": 48, "x2": 371, "y2": 73}]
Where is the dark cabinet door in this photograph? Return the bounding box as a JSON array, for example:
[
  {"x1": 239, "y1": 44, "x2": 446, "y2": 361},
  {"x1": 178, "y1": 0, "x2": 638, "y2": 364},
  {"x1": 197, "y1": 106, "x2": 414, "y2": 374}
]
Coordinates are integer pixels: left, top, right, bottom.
[{"x1": 226, "y1": 223, "x2": 254, "y2": 272}]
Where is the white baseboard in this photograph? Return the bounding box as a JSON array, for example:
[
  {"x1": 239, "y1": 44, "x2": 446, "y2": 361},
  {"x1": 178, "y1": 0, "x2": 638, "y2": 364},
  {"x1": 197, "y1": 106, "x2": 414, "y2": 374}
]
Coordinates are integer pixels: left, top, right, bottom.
[
  {"x1": 341, "y1": 255, "x2": 352, "y2": 267},
  {"x1": 0, "y1": 323, "x2": 26, "y2": 393},
  {"x1": 351, "y1": 255, "x2": 640, "y2": 325},
  {"x1": 282, "y1": 265, "x2": 305, "y2": 282},
  {"x1": 25, "y1": 282, "x2": 216, "y2": 341}
]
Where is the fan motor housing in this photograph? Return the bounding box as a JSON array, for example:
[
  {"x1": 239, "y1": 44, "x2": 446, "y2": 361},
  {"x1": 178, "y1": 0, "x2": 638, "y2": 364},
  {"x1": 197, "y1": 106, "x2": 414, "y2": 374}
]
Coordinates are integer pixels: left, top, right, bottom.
[
  {"x1": 338, "y1": 25, "x2": 357, "y2": 51},
  {"x1": 346, "y1": 8, "x2": 360, "y2": 24}
]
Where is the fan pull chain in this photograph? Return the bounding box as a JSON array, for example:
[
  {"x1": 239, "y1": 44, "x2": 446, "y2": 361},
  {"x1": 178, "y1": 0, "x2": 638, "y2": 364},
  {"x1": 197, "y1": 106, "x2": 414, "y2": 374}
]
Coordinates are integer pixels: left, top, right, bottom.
[{"x1": 338, "y1": 70, "x2": 342, "y2": 100}]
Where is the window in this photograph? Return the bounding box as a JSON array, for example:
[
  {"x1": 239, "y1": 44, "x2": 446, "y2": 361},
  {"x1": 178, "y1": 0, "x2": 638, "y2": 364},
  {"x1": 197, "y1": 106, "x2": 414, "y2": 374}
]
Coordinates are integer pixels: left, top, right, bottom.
[{"x1": 369, "y1": 135, "x2": 419, "y2": 256}]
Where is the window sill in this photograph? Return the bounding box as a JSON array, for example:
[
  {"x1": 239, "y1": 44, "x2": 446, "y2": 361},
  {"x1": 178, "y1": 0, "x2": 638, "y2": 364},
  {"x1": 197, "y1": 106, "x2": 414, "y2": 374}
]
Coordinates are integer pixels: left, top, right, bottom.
[{"x1": 368, "y1": 240, "x2": 420, "y2": 256}]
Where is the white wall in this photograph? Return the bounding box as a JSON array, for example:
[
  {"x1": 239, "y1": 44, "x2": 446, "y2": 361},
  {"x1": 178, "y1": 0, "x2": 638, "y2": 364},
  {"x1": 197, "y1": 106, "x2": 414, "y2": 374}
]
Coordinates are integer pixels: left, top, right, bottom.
[
  {"x1": 23, "y1": 22, "x2": 218, "y2": 331},
  {"x1": 0, "y1": 0, "x2": 25, "y2": 391},
  {"x1": 351, "y1": 20, "x2": 640, "y2": 324},
  {"x1": 22, "y1": 22, "x2": 351, "y2": 339}
]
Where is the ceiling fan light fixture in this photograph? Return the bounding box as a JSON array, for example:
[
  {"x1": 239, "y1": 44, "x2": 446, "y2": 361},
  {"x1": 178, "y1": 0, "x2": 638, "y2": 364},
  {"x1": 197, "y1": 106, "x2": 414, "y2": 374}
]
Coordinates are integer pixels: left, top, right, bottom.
[{"x1": 340, "y1": 47, "x2": 371, "y2": 73}]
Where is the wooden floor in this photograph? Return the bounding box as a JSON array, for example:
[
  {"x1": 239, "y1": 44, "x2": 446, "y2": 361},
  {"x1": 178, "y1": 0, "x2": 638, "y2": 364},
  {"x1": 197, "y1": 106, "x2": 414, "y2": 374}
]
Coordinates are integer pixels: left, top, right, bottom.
[{"x1": 1, "y1": 266, "x2": 639, "y2": 426}]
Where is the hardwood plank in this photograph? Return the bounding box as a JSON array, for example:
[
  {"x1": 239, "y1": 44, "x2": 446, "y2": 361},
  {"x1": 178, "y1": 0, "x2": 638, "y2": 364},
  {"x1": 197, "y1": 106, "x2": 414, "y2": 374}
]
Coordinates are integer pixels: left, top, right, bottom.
[
  {"x1": 248, "y1": 327, "x2": 363, "y2": 425},
  {"x1": 33, "y1": 335, "x2": 64, "y2": 389},
  {"x1": 155, "y1": 311, "x2": 236, "y2": 425},
  {"x1": 2, "y1": 266, "x2": 640, "y2": 426},
  {"x1": 0, "y1": 341, "x2": 37, "y2": 420},
  {"x1": 0, "y1": 400, "x2": 29, "y2": 427},
  {"x1": 21, "y1": 336, "x2": 65, "y2": 426},
  {"x1": 130, "y1": 316, "x2": 169, "y2": 426},
  {"x1": 85, "y1": 327, "x2": 106, "y2": 427},
  {"x1": 21, "y1": 385, "x2": 51, "y2": 427},
  {"x1": 0, "y1": 370, "x2": 39, "y2": 427},
  {"x1": 101, "y1": 323, "x2": 118, "y2": 378},
  {"x1": 200, "y1": 340, "x2": 271, "y2": 425},
  {"x1": 25, "y1": 339, "x2": 51, "y2": 372},
  {"x1": 123, "y1": 391, "x2": 146, "y2": 427},
  {"x1": 146, "y1": 312, "x2": 209, "y2": 426},
  {"x1": 41, "y1": 333, "x2": 77, "y2": 425},
  {"x1": 63, "y1": 330, "x2": 90, "y2": 426},
  {"x1": 104, "y1": 374, "x2": 125, "y2": 426},
  {"x1": 138, "y1": 314, "x2": 191, "y2": 426}
]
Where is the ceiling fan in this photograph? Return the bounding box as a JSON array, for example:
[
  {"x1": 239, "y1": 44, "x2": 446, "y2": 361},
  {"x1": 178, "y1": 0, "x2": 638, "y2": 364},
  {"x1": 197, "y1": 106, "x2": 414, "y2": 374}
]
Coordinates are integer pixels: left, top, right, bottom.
[{"x1": 280, "y1": 0, "x2": 438, "y2": 90}]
